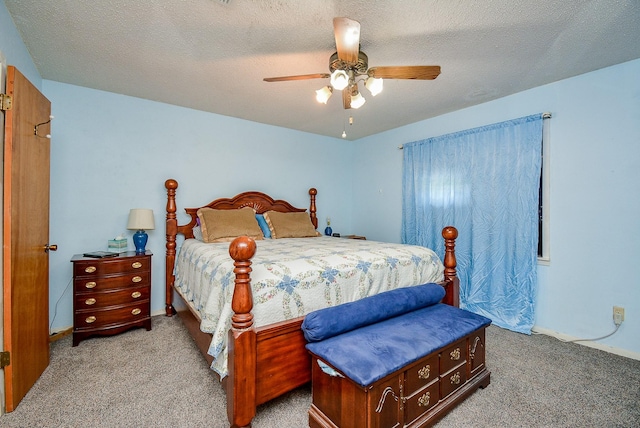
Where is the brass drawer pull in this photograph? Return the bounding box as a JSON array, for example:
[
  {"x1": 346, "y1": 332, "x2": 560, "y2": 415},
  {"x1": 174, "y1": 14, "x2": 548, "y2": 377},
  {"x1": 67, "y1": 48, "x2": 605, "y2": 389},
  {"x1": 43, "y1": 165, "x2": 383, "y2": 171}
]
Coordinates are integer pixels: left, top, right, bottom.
[
  {"x1": 131, "y1": 291, "x2": 142, "y2": 298},
  {"x1": 131, "y1": 261, "x2": 143, "y2": 269},
  {"x1": 85, "y1": 316, "x2": 96, "y2": 324},
  {"x1": 417, "y1": 392, "x2": 430, "y2": 407},
  {"x1": 450, "y1": 372, "x2": 461, "y2": 385},
  {"x1": 131, "y1": 276, "x2": 142, "y2": 283},
  {"x1": 85, "y1": 298, "x2": 96, "y2": 305},
  {"x1": 84, "y1": 266, "x2": 96, "y2": 273},
  {"x1": 417, "y1": 364, "x2": 430, "y2": 379},
  {"x1": 450, "y1": 348, "x2": 461, "y2": 361},
  {"x1": 131, "y1": 308, "x2": 142, "y2": 316},
  {"x1": 85, "y1": 281, "x2": 97, "y2": 289}
]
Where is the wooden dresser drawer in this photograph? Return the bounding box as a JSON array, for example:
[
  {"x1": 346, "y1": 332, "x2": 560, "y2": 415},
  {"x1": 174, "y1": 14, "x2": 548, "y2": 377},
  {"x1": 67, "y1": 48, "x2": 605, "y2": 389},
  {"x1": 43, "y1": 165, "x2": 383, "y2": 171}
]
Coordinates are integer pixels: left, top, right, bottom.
[
  {"x1": 73, "y1": 271, "x2": 150, "y2": 293},
  {"x1": 405, "y1": 379, "x2": 440, "y2": 424},
  {"x1": 74, "y1": 285, "x2": 150, "y2": 310},
  {"x1": 73, "y1": 257, "x2": 150, "y2": 277},
  {"x1": 405, "y1": 353, "x2": 438, "y2": 394},
  {"x1": 440, "y1": 338, "x2": 467, "y2": 373},
  {"x1": 440, "y1": 362, "x2": 468, "y2": 399},
  {"x1": 74, "y1": 301, "x2": 150, "y2": 330}
]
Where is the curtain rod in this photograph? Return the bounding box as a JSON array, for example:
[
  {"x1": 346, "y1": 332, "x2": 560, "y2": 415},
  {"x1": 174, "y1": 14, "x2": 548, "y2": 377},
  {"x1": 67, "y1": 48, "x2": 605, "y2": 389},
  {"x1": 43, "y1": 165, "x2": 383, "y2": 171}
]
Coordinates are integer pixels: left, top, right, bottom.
[{"x1": 397, "y1": 112, "x2": 552, "y2": 149}]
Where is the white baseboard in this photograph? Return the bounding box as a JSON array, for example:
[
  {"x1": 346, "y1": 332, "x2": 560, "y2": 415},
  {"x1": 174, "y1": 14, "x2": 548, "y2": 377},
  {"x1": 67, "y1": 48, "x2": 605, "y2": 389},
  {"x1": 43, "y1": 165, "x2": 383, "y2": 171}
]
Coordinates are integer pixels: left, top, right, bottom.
[
  {"x1": 50, "y1": 325, "x2": 72, "y2": 335},
  {"x1": 532, "y1": 326, "x2": 640, "y2": 361}
]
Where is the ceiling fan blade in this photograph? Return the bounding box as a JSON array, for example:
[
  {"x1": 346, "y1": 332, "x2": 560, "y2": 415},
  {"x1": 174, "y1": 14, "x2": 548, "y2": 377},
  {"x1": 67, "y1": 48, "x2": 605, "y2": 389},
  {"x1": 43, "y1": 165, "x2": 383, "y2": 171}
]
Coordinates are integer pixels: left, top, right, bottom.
[
  {"x1": 368, "y1": 66, "x2": 441, "y2": 80},
  {"x1": 342, "y1": 88, "x2": 351, "y2": 109},
  {"x1": 333, "y1": 17, "x2": 360, "y2": 64},
  {"x1": 263, "y1": 73, "x2": 330, "y2": 82}
]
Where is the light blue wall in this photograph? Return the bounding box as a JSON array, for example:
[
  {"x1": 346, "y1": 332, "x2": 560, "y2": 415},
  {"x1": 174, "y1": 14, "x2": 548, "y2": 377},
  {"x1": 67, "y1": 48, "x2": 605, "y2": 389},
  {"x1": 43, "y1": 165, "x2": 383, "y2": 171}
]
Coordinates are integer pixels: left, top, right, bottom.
[
  {"x1": 353, "y1": 59, "x2": 640, "y2": 356},
  {"x1": 0, "y1": 0, "x2": 41, "y2": 87},
  {"x1": 43, "y1": 81, "x2": 354, "y2": 329}
]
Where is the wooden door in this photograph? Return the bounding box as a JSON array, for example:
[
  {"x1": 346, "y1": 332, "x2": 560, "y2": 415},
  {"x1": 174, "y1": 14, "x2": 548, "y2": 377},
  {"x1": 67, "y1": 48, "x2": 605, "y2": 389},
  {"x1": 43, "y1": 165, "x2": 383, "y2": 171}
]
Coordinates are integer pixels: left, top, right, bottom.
[{"x1": 2, "y1": 66, "x2": 52, "y2": 412}]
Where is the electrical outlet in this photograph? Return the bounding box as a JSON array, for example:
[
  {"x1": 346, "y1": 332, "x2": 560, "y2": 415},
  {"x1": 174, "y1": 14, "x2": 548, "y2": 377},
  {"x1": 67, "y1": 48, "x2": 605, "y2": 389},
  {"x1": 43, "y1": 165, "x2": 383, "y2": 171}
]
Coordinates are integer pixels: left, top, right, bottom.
[{"x1": 613, "y1": 306, "x2": 625, "y2": 325}]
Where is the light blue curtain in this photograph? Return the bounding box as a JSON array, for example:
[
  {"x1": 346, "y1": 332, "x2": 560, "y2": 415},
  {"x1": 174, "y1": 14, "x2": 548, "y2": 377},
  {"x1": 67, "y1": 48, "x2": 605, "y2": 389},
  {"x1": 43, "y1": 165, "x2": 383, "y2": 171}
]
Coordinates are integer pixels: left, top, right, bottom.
[{"x1": 402, "y1": 114, "x2": 543, "y2": 334}]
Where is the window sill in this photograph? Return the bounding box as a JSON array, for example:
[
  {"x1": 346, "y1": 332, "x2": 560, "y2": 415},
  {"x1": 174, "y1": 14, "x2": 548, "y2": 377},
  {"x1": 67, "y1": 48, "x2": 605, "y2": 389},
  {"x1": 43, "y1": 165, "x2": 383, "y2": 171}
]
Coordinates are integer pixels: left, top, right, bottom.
[{"x1": 537, "y1": 257, "x2": 550, "y2": 266}]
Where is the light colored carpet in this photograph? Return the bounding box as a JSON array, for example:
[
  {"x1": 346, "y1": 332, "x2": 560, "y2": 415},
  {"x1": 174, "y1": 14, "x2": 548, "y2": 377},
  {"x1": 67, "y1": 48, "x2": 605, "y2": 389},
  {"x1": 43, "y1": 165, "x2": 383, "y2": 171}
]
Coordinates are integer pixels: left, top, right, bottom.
[{"x1": 2, "y1": 315, "x2": 639, "y2": 427}]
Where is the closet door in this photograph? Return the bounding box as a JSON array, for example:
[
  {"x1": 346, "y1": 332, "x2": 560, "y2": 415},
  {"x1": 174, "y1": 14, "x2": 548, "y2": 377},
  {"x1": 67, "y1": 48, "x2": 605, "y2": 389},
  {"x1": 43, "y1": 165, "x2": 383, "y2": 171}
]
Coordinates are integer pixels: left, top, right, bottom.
[{"x1": 2, "y1": 66, "x2": 52, "y2": 411}]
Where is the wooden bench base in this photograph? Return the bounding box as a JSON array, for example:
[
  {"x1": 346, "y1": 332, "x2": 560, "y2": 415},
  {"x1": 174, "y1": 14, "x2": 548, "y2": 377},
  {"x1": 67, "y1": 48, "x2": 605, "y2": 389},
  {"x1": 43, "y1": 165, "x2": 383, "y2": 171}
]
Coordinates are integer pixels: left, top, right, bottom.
[{"x1": 309, "y1": 328, "x2": 489, "y2": 428}]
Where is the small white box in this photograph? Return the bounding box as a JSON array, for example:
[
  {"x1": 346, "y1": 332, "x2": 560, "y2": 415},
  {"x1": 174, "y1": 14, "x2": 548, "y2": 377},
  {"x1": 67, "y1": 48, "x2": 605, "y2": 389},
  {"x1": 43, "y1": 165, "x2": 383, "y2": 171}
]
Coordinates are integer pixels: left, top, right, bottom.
[{"x1": 108, "y1": 238, "x2": 127, "y2": 251}]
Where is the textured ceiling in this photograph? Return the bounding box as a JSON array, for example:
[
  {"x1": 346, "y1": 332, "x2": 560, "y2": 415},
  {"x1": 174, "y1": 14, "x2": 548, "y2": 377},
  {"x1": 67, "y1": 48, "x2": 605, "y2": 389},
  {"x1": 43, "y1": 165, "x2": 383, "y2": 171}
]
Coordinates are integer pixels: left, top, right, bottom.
[{"x1": 5, "y1": 0, "x2": 640, "y2": 140}]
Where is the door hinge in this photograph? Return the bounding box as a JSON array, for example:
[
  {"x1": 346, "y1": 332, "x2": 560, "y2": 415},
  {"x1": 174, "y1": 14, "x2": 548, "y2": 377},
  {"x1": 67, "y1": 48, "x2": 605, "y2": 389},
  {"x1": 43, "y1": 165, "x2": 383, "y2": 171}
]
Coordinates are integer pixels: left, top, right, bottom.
[
  {"x1": 0, "y1": 351, "x2": 9, "y2": 368},
  {"x1": 0, "y1": 93, "x2": 12, "y2": 111}
]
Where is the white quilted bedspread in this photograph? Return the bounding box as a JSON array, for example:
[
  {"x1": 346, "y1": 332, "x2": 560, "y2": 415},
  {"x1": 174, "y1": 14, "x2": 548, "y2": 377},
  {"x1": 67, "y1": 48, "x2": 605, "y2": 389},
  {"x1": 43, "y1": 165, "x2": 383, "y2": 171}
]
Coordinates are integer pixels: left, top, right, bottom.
[{"x1": 174, "y1": 236, "x2": 444, "y2": 377}]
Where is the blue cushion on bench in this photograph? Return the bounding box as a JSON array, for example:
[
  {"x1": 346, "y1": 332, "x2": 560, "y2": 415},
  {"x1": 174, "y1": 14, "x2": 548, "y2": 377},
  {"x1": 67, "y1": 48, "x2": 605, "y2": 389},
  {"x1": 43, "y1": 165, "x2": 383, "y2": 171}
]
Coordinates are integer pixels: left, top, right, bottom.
[
  {"x1": 305, "y1": 303, "x2": 491, "y2": 387},
  {"x1": 302, "y1": 283, "x2": 446, "y2": 343}
]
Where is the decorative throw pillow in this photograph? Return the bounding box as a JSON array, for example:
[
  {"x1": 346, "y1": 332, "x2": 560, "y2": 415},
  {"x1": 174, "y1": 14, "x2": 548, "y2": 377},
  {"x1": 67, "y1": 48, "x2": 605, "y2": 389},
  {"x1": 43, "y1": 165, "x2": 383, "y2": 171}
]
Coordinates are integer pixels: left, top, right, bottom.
[
  {"x1": 196, "y1": 206, "x2": 264, "y2": 243},
  {"x1": 192, "y1": 225, "x2": 203, "y2": 241},
  {"x1": 262, "y1": 211, "x2": 318, "y2": 239},
  {"x1": 255, "y1": 214, "x2": 271, "y2": 238}
]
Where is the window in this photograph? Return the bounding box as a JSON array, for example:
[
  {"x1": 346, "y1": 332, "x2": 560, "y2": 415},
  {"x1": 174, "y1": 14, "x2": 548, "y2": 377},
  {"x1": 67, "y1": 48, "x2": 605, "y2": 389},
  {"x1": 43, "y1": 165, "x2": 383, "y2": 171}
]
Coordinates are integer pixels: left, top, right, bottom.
[{"x1": 401, "y1": 113, "x2": 545, "y2": 333}]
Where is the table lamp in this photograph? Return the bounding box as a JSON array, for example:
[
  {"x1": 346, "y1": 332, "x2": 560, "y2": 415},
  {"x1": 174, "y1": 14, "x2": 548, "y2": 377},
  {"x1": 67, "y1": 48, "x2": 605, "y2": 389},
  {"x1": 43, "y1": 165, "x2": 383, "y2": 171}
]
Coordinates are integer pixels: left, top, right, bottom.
[{"x1": 127, "y1": 208, "x2": 155, "y2": 254}]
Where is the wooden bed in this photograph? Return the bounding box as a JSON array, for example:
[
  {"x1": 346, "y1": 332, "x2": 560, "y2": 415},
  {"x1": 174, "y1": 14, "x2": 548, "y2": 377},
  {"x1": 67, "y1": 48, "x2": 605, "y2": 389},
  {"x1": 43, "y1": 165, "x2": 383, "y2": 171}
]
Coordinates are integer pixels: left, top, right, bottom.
[{"x1": 163, "y1": 178, "x2": 460, "y2": 428}]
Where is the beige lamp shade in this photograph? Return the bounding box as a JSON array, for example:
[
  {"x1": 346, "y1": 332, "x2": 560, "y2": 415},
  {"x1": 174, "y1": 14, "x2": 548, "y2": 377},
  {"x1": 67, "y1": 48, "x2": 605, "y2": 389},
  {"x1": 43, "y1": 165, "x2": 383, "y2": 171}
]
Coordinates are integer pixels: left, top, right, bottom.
[{"x1": 127, "y1": 209, "x2": 155, "y2": 231}]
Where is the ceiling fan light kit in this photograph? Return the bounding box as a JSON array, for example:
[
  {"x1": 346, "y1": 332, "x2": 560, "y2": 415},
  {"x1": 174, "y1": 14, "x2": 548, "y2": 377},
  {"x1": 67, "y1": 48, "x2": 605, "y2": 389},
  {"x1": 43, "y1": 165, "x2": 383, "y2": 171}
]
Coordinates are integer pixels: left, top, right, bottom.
[
  {"x1": 263, "y1": 17, "x2": 441, "y2": 111},
  {"x1": 365, "y1": 76, "x2": 383, "y2": 96},
  {"x1": 350, "y1": 90, "x2": 366, "y2": 109},
  {"x1": 329, "y1": 69, "x2": 349, "y2": 91},
  {"x1": 315, "y1": 86, "x2": 333, "y2": 104}
]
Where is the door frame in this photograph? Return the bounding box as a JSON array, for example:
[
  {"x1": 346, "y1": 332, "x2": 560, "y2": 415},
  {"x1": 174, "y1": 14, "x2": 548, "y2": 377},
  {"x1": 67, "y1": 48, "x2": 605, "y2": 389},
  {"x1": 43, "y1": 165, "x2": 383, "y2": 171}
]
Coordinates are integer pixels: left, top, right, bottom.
[
  {"x1": 0, "y1": 48, "x2": 7, "y2": 416},
  {"x1": 0, "y1": 51, "x2": 7, "y2": 417}
]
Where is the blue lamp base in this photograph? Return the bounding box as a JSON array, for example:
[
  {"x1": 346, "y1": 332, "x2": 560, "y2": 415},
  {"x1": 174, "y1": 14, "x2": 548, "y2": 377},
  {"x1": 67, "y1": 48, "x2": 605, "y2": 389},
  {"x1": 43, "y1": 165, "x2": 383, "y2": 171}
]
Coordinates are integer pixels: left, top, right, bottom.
[{"x1": 132, "y1": 229, "x2": 148, "y2": 254}]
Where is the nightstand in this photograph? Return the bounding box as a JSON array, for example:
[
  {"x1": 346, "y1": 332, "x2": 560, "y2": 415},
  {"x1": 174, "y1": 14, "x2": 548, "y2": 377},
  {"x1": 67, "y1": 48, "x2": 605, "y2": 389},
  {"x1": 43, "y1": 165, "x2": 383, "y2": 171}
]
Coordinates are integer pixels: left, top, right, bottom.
[{"x1": 70, "y1": 251, "x2": 152, "y2": 346}]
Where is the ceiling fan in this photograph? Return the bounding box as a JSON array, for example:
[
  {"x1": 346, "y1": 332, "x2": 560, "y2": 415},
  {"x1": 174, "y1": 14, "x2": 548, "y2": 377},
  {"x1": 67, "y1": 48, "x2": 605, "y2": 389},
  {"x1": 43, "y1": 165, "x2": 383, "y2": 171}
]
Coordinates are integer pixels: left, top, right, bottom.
[{"x1": 263, "y1": 17, "x2": 441, "y2": 109}]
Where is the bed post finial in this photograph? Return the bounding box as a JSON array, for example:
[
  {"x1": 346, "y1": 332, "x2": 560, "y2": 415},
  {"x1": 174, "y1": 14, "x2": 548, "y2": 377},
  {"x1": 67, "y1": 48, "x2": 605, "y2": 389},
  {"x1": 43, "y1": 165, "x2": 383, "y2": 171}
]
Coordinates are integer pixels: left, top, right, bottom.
[
  {"x1": 309, "y1": 188, "x2": 318, "y2": 229},
  {"x1": 442, "y1": 226, "x2": 460, "y2": 307},
  {"x1": 228, "y1": 236, "x2": 258, "y2": 427},
  {"x1": 165, "y1": 179, "x2": 179, "y2": 316},
  {"x1": 229, "y1": 236, "x2": 257, "y2": 329}
]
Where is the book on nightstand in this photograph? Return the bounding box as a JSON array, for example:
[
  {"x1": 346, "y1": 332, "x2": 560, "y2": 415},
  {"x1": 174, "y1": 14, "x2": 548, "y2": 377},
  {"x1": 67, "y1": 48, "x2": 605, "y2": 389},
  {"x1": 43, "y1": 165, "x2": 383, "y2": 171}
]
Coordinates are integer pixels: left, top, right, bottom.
[{"x1": 82, "y1": 251, "x2": 120, "y2": 258}]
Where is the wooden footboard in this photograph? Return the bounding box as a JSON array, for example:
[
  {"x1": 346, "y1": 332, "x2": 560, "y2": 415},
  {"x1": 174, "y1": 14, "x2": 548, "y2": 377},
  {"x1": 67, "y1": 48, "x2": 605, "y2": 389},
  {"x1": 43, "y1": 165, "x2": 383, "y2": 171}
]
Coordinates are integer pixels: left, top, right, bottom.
[{"x1": 163, "y1": 179, "x2": 459, "y2": 428}]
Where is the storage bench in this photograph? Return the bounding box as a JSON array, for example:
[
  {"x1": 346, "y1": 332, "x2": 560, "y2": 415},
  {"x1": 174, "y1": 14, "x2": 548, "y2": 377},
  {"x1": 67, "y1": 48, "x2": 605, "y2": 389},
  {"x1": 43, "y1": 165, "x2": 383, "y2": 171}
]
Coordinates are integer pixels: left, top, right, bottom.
[{"x1": 301, "y1": 283, "x2": 491, "y2": 428}]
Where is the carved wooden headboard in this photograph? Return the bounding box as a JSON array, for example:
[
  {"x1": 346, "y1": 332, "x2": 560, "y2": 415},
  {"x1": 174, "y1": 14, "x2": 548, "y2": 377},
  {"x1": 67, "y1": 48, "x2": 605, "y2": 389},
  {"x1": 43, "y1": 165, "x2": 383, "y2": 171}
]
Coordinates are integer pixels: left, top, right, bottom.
[
  {"x1": 166, "y1": 183, "x2": 318, "y2": 239},
  {"x1": 164, "y1": 179, "x2": 318, "y2": 314}
]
